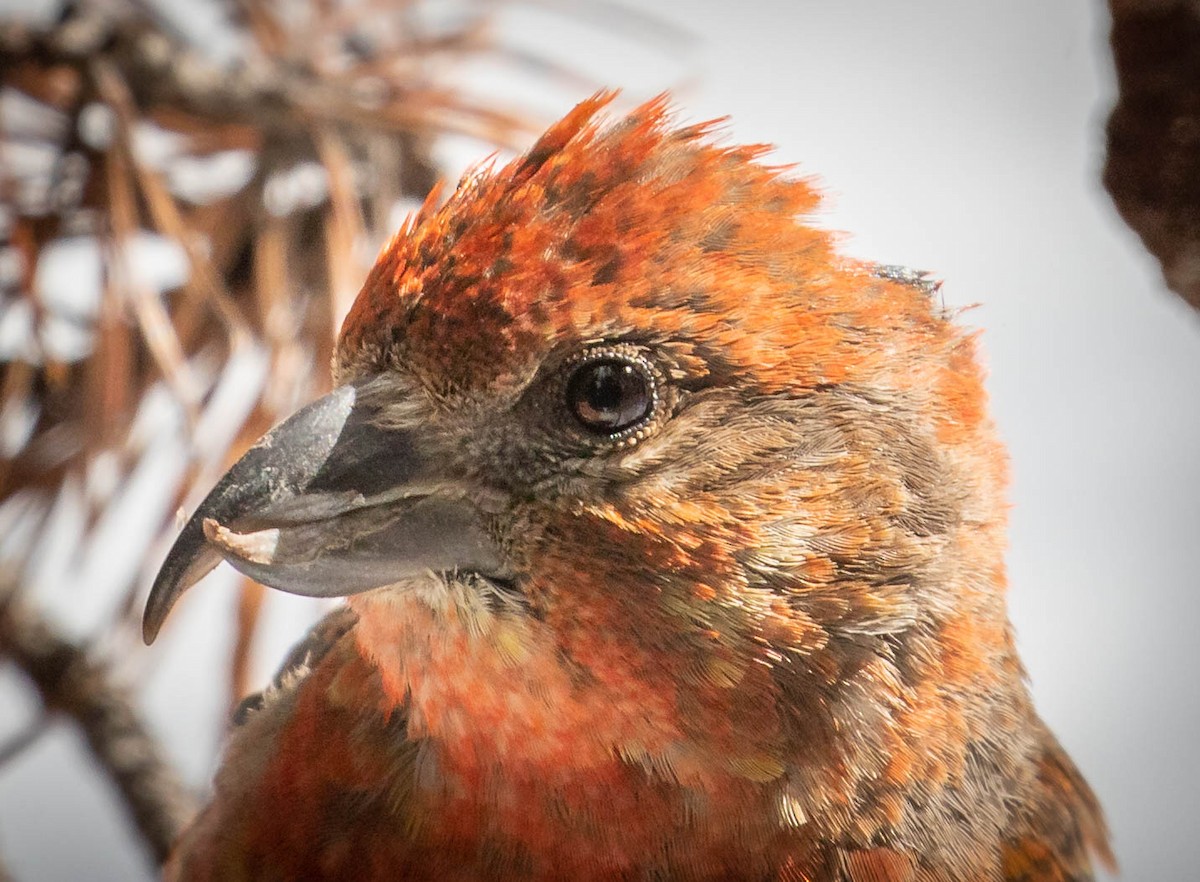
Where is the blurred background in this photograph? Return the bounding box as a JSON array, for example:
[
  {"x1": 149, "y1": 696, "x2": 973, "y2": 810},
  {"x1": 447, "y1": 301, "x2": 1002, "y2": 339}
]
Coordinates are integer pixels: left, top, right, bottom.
[{"x1": 2, "y1": 1, "x2": 1198, "y2": 879}]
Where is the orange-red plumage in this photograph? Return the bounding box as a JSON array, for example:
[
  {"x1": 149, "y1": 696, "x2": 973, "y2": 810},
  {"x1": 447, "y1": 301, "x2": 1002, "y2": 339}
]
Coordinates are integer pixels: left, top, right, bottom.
[{"x1": 152, "y1": 94, "x2": 1112, "y2": 881}]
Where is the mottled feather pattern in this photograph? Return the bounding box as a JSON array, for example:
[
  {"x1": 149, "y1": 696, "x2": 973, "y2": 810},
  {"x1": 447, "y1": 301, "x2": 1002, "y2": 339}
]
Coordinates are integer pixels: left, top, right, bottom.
[{"x1": 165, "y1": 94, "x2": 1111, "y2": 880}]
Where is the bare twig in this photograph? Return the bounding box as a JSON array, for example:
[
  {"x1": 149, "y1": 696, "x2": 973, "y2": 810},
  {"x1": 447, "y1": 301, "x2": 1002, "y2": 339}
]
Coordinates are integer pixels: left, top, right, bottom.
[
  {"x1": 0, "y1": 714, "x2": 50, "y2": 768},
  {"x1": 0, "y1": 577, "x2": 196, "y2": 865}
]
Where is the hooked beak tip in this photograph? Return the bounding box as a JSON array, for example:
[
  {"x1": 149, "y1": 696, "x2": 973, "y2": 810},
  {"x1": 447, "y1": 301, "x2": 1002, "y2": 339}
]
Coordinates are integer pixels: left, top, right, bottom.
[
  {"x1": 141, "y1": 380, "x2": 509, "y2": 644},
  {"x1": 141, "y1": 540, "x2": 222, "y2": 645}
]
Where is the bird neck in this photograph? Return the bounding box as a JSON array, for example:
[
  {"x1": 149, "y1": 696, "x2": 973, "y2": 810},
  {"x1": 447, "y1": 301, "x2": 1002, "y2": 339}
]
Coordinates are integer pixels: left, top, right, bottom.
[
  {"x1": 349, "y1": 580, "x2": 787, "y2": 790},
  {"x1": 346, "y1": 582, "x2": 803, "y2": 875}
]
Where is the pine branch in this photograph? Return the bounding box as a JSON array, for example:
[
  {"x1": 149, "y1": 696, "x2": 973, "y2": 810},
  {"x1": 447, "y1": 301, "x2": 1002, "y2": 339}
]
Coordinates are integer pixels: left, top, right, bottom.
[{"x1": 0, "y1": 575, "x2": 196, "y2": 866}]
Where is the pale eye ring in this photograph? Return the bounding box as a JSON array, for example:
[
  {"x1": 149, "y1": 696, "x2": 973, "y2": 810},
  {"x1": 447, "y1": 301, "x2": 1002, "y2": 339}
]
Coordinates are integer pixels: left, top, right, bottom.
[{"x1": 565, "y1": 356, "x2": 655, "y2": 435}]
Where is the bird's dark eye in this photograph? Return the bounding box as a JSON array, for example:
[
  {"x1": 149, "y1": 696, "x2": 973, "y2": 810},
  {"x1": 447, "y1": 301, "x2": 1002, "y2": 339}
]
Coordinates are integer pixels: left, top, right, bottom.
[{"x1": 566, "y1": 357, "x2": 654, "y2": 434}]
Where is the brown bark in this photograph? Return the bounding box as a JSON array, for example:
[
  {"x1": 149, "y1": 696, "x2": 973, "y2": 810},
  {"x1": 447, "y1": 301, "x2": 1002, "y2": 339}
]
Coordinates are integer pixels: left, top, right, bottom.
[{"x1": 1105, "y1": 0, "x2": 1200, "y2": 311}]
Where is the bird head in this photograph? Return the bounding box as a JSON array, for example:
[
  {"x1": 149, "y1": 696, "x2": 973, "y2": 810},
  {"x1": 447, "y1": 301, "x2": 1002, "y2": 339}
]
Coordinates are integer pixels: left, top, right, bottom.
[{"x1": 146, "y1": 93, "x2": 1012, "y2": 802}]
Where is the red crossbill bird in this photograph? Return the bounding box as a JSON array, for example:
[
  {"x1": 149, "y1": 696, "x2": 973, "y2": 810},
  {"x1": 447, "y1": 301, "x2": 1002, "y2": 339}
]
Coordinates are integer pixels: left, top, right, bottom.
[{"x1": 144, "y1": 93, "x2": 1113, "y2": 881}]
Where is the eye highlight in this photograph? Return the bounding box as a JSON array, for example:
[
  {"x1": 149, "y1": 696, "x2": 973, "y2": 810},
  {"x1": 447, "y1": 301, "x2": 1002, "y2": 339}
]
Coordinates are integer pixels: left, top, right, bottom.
[{"x1": 565, "y1": 355, "x2": 655, "y2": 435}]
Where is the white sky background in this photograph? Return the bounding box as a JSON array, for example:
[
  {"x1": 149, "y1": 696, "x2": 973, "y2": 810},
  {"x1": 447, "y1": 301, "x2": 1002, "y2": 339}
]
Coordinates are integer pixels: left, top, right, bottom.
[{"x1": 2, "y1": 1, "x2": 1199, "y2": 879}]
